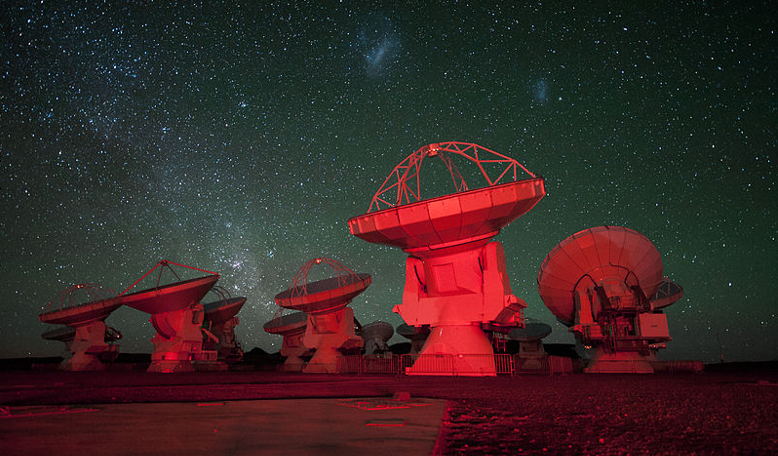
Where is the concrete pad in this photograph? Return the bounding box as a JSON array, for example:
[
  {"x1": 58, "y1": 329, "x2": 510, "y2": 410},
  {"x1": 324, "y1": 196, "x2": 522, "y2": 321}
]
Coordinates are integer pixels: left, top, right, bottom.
[{"x1": 1, "y1": 397, "x2": 447, "y2": 456}]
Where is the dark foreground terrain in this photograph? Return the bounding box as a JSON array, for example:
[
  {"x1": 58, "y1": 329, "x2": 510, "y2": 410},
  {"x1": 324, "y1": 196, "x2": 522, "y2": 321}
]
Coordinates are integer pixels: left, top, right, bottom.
[{"x1": 1, "y1": 366, "x2": 776, "y2": 455}]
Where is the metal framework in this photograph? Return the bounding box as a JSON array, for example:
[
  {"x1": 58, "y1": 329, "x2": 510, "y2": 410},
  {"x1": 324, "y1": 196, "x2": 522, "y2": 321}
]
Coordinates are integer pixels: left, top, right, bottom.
[
  {"x1": 288, "y1": 257, "x2": 361, "y2": 297},
  {"x1": 205, "y1": 285, "x2": 233, "y2": 306},
  {"x1": 42, "y1": 283, "x2": 118, "y2": 313},
  {"x1": 119, "y1": 260, "x2": 220, "y2": 296},
  {"x1": 368, "y1": 141, "x2": 538, "y2": 212}
]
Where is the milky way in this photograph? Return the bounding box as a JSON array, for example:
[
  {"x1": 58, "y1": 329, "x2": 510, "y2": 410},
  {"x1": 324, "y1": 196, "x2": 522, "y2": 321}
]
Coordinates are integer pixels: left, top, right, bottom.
[{"x1": 1, "y1": 2, "x2": 775, "y2": 362}]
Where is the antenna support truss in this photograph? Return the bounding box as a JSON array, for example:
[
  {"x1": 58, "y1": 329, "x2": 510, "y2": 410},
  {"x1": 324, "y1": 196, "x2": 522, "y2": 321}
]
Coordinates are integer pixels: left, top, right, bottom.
[
  {"x1": 288, "y1": 257, "x2": 360, "y2": 297},
  {"x1": 368, "y1": 141, "x2": 537, "y2": 212}
]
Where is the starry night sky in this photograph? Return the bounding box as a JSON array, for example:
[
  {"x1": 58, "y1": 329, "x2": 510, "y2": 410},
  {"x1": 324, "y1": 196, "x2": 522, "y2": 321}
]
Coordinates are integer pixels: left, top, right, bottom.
[{"x1": 2, "y1": 2, "x2": 775, "y2": 363}]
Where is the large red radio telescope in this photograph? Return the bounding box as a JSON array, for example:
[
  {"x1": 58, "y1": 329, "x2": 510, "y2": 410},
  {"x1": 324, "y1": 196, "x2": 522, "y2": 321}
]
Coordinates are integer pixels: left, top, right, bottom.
[
  {"x1": 119, "y1": 260, "x2": 219, "y2": 373},
  {"x1": 349, "y1": 142, "x2": 545, "y2": 376},
  {"x1": 537, "y1": 226, "x2": 680, "y2": 373}
]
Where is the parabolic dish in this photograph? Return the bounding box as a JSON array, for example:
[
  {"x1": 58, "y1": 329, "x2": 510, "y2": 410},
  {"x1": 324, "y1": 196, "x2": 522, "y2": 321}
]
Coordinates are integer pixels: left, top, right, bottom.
[
  {"x1": 348, "y1": 177, "x2": 545, "y2": 252},
  {"x1": 42, "y1": 326, "x2": 76, "y2": 342},
  {"x1": 39, "y1": 284, "x2": 123, "y2": 327},
  {"x1": 263, "y1": 311, "x2": 308, "y2": 335},
  {"x1": 361, "y1": 321, "x2": 394, "y2": 341},
  {"x1": 274, "y1": 273, "x2": 372, "y2": 315},
  {"x1": 203, "y1": 297, "x2": 247, "y2": 324},
  {"x1": 39, "y1": 299, "x2": 122, "y2": 326},
  {"x1": 508, "y1": 322, "x2": 552, "y2": 342},
  {"x1": 537, "y1": 226, "x2": 664, "y2": 326},
  {"x1": 651, "y1": 278, "x2": 684, "y2": 310},
  {"x1": 118, "y1": 274, "x2": 219, "y2": 314}
]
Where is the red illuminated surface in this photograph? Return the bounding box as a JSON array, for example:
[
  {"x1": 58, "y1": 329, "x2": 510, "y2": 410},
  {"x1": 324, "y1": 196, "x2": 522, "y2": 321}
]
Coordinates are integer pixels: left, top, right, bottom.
[
  {"x1": 38, "y1": 284, "x2": 123, "y2": 371},
  {"x1": 263, "y1": 311, "x2": 307, "y2": 335},
  {"x1": 1, "y1": 370, "x2": 775, "y2": 455},
  {"x1": 537, "y1": 226, "x2": 681, "y2": 373},
  {"x1": 118, "y1": 260, "x2": 220, "y2": 373},
  {"x1": 263, "y1": 311, "x2": 309, "y2": 372},
  {"x1": 203, "y1": 296, "x2": 246, "y2": 324},
  {"x1": 275, "y1": 257, "x2": 371, "y2": 315},
  {"x1": 348, "y1": 142, "x2": 545, "y2": 376},
  {"x1": 39, "y1": 283, "x2": 122, "y2": 327},
  {"x1": 538, "y1": 226, "x2": 664, "y2": 326},
  {"x1": 273, "y1": 258, "x2": 368, "y2": 373},
  {"x1": 118, "y1": 261, "x2": 219, "y2": 315},
  {"x1": 201, "y1": 290, "x2": 246, "y2": 363}
]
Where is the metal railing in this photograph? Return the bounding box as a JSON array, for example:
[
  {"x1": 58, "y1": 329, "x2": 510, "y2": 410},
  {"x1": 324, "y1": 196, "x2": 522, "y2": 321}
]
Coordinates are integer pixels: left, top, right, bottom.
[
  {"x1": 336, "y1": 355, "x2": 400, "y2": 374},
  {"x1": 329, "y1": 353, "x2": 570, "y2": 376},
  {"x1": 400, "y1": 354, "x2": 516, "y2": 376}
]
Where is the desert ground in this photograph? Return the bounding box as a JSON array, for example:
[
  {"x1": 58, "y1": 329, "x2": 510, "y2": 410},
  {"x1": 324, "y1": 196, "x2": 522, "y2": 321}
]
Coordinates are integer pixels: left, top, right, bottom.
[{"x1": 1, "y1": 364, "x2": 776, "y2": 455}]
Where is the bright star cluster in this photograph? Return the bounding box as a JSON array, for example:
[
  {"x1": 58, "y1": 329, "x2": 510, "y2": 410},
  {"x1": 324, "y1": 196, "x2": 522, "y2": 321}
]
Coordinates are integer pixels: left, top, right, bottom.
[{"x1": 1, "y1": 2, "x2": 775, "y2": 363}]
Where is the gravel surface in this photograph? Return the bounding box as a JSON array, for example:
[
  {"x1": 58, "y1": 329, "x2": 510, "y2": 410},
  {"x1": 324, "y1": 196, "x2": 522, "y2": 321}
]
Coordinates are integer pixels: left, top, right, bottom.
[{"x1": 1, "y1": 368, "x2": 776, "y2": 455}]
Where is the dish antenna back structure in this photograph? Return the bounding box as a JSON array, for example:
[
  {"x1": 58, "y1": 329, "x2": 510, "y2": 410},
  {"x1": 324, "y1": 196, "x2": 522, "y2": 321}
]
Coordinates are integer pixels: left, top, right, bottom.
[
  {"x1": 349, "y1": 142, "x2": 545, "y2": 376},
  {"x1": 202, "y1": 287, "x2": 246, "y2": 364},
  {"x1": 274, "y1": 258, "x2": 369, "y2": 373},
  {"x1": 361, "y1": 321, "x2": 394, "y2": 355},
  {"x1": 39, "y1": 283, "x2": 123, "y2": 371},
  {"x1": 537, "y1": 226, "x2": 682, "y2": 373},
  {"x1": 263, "y1": 311, "x2": 310, "y2": 372},
  {"x1": 118, "y1": 260, "x2": 219, "y2": 373}
]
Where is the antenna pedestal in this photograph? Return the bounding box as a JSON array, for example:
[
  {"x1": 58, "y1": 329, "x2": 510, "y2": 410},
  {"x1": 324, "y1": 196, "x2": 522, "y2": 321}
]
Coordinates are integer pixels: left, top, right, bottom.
[
  {"x1": 215, "y1": 317, "x2": 243, "y2": 363},
  {"x1": 147, "y1": 304, "x2": 205, "y2": 373},
  {"x1": 273, "y1": 258, "x2": 370, "y2": 374},
  {"x1": 39, "y1": 283, "x2": 124, "y2": 371},
  {"x1": 538, "y1": 226, "x2": 684, "y2": 374},
  {"x1": 394, "y1": 241, "x2": 525, "y2": 376},
  {"x1": 280, "y1": 332, "x2": 308, "y2": 372},
  {"x1": 349, "y1": 142, "x2": 545, "y2": 377},
  {"x1": 406, "y1": 324, "x2": 496, "y2": 376},
  {"x1": 202, "y1": 295, "x2": 246, "y2": 365},
  {"x1": 303, "y1": 307, "x2": 362, "y2": 374},
  {"x1": 55, "y1": 322, "x2": 119, "y2": 371},
  {"x1": 203, "y1": 317, "x2": 243, "y2": 364},
  {"x1": 118, "y1": 262, "x2": 220, "y2": 373}
]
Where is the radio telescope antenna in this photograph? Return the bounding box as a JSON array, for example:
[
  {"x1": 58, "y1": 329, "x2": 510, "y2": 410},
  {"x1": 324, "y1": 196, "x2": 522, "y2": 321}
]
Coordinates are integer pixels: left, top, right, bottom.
[
  {"x1": 396, "y1": 324, "x2": 430, "y2": 355},
  {"x1": 263, "y1": 310, "x2": 310, "y2": 372},
  {"x1": 274, "y1": 257, "x2": 369, "y2": 373},
  {"x1": 361, "y1": 321, "x2": 394, "y2": 355},
  {"x1": 39, "y1": 283, "x2": 123, "y2": 371},
  {"x1": 509, "y1": 320, "x2": 553, "y2": 372},
  {"x1": 118, "y1": 260, "x2": 219, "y2": 373},
  {"x1": 537, "y1": 226, "x2": 677, "y2": 373},
  {"x1": 202, "y1": 286, "x2": 247, "y2": 365},
  {"x1": 349, "y1": 142, "x2": 545, "y2": 376}
]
